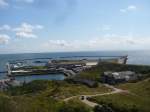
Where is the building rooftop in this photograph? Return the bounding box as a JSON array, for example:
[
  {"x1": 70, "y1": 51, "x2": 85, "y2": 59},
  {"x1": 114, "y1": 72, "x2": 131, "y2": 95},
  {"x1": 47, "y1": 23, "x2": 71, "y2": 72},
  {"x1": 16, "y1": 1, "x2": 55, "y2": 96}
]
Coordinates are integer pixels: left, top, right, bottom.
[{"x1": 104, "y1": 71, "x2": 136, "y2": 80}]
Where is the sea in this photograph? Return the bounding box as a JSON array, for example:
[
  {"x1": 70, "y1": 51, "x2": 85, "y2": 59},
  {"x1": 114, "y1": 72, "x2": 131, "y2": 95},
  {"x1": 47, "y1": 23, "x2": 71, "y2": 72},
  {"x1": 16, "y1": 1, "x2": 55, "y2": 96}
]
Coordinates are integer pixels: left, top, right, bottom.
[{"x1": 0, "y1": 51, "x2": 150, "y2": 81}]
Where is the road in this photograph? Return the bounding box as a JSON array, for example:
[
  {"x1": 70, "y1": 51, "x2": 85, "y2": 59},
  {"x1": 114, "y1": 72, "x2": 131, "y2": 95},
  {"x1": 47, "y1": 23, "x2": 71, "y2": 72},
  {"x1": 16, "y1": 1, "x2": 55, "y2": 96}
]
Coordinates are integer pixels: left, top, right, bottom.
[{"x1": 63, "y1": 84, "x2": 126, "y2": 107}]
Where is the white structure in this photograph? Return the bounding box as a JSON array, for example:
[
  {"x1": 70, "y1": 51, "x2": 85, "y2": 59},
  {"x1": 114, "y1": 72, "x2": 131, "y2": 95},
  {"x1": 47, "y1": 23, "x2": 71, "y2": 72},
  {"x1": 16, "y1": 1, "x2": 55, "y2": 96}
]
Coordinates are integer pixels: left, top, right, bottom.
[
  {"x1": 102, "y1": 71, "x2": 138, "y2": 84},
  {"x1": 112, "y1": 71, "x2": 136, "y2": 81}
]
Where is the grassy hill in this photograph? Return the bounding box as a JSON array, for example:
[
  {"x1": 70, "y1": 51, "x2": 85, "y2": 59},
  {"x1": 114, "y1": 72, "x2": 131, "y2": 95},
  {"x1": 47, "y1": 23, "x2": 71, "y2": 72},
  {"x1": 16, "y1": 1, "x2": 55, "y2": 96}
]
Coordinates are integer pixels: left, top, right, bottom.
[
  {"x1": 6, "y1": 80, "x2": 109, "y2": 98},
  {"x1": 117, "y1": 78, "x2": 150, "y2": 100},
  {"x1": 0, "y1": 80, "x2": 110, "y2": 112},
  {"x1": 89, "y1": 78, "x2": 150, "y2": 112}
]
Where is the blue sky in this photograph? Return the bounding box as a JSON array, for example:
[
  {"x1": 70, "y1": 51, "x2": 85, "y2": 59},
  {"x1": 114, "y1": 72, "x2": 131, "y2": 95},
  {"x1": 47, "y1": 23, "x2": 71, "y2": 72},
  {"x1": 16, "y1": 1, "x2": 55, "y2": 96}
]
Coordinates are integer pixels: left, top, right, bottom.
[{"x1": 0, "y1": 0, "x2": 150, "y2": 54}]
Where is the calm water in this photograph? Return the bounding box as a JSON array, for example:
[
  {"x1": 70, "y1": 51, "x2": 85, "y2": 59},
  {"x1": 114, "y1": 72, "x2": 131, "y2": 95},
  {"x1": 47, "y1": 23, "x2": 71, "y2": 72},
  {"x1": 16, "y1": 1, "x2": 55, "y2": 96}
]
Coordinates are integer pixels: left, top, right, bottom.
[
  {"x1": 15, "y1": 74, "x2": 65, "y2": 83},
  {"x1": 0, "y1": 51, "x2": 150, "y2": 80}
]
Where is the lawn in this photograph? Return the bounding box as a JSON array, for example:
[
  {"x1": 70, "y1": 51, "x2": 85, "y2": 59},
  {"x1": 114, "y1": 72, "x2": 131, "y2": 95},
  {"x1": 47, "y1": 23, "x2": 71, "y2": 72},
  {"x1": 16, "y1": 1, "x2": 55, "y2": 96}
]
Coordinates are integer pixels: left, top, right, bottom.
[
  {"x1": 89, "y1": 78, "x2": 150, "y2": 112},
  {"x1": 117, "y1": 78, "x2": 150, "y2": 98},
  {"x1": 1, "y1": 80, "x2": 111, "y2": 112},
  {"x1": 6, "y1": 80, "x2": 110, "y2": 99},
  {"x1": 41, "y1": 81, "x2": 111, "y2": 99}
]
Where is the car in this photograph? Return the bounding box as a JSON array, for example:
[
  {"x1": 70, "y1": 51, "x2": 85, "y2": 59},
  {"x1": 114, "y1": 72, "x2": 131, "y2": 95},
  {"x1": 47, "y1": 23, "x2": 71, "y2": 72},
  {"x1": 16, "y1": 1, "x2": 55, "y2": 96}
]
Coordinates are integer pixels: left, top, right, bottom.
[
  {"x1": 86, "y1": 96, "x2": 90, "y2": 100},
  {"x1": 81, "y1": 96, "x2": 84, "y2": 100}
]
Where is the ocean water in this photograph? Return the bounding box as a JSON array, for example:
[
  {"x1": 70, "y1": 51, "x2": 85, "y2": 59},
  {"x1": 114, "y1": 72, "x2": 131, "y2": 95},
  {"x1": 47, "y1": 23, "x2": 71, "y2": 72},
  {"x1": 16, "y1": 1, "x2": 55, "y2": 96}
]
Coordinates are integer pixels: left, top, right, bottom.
[{"x1": 0, "y1": 51, "x2": 150, "y2": 80}]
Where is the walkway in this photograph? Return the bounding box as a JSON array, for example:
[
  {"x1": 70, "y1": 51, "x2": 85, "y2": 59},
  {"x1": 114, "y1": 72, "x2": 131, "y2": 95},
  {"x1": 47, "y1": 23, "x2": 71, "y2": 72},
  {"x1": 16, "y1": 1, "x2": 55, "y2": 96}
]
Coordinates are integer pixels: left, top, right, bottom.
[{"x1": 63, "y1": 84, "x2": 126, "y2": 107}]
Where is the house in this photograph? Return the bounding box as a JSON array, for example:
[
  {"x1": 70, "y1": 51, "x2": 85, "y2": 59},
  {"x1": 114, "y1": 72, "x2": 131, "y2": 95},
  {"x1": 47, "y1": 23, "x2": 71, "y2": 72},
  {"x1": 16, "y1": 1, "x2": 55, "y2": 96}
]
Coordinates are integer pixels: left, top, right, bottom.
[{"x1": 101, "y1": 71, "x2": 138, "y2": 84}]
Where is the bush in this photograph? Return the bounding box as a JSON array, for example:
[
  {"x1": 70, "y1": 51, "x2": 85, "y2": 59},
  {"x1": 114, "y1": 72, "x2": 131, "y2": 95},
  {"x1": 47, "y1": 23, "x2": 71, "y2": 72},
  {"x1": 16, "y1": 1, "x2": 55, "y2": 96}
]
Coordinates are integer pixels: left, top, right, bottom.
[
  {"x1": 94, "y1": 105, "x2": 114, "y2": 112},
  {"x1": 59, "y1": 101, "x2": 91, "y2": 112},
  {"x1": 0, "y1": 95, "x2": 14, "y2": 112},
  {"x1": 6, "y1": 80, "x2": 52, "y2": 95}
]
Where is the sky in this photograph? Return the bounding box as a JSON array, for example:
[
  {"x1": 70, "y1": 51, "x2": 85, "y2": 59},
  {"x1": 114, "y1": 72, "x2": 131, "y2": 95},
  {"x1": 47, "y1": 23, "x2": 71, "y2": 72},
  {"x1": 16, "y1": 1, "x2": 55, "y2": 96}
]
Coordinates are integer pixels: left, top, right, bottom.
[{"x1": 0, "y1": 0, "x2": 150, "y2": 54}]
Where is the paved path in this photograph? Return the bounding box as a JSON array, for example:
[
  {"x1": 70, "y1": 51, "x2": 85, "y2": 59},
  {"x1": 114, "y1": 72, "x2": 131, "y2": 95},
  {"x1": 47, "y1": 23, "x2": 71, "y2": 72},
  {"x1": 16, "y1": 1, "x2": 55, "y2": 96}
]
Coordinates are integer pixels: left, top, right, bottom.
[
  {"x1": 63, "y1": 84, "x2": 126, "y2": 107},
  {"x1": 80, "y1": 84, "x2": 124, "y2": 107},
  {"x1": 63, "y1": 95, "x2": 79, "y2": 102}
]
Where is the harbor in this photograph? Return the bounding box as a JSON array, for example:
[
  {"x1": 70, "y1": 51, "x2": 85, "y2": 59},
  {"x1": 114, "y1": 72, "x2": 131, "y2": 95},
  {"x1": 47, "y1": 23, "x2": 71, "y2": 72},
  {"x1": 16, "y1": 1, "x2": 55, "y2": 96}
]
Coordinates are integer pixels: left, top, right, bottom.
[
  {"x1": 0, "y1": 55, "x2": 128, "y2": 90},
  {"x1": 6, "y1": 55, "x2": 128, "y2": 77}
]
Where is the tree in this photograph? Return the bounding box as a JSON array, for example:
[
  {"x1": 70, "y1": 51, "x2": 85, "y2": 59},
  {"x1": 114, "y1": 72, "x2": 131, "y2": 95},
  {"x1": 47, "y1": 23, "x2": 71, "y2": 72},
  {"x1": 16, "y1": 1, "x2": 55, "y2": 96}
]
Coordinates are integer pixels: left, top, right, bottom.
[{"x1": 59, "y1": 102, "x2": 90, "y2": 112}]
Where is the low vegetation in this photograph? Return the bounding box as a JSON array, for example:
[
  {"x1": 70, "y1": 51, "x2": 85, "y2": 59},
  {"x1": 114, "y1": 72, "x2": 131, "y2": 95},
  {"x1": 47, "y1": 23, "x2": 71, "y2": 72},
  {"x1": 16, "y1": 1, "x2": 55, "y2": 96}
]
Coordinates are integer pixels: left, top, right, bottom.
[
  {"x1": 89, "y1": 78, "x2": 150, "y2": 112},
  {"x1": 0, "y1": 93, "x2": 62, "y2": 112},
  {"x1": 6, "y1": 80, "x2": 109, "y2": 98},
  {"x1": 0, "y1": 79, "x2": 110, "y2": 112},
  {"x1": 59, "y1": 99, "x2": 92, "y2": 112},
  {"x1": 1, "y1": 62, "x2": 150, "y2": 112},
  {"x1": 0, "y1": 93, "x2": 93, "y2": 112},
  {"x1": 117, "y1": 78, "x2": 150, "y2": 98},
  {"x1": 77, "y1": 62, "x2": 150, "y2": 81}
]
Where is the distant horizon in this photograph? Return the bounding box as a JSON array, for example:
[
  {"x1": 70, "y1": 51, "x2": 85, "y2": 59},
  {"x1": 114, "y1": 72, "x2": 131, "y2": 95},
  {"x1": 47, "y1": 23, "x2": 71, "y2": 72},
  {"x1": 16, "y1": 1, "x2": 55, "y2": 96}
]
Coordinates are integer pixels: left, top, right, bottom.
[
  {"x1": 0, "y1": 49, "x2": 149, "y2": 55},
  {"x1": 0, "y1": 0, "x2": 150, "y2": 53}
]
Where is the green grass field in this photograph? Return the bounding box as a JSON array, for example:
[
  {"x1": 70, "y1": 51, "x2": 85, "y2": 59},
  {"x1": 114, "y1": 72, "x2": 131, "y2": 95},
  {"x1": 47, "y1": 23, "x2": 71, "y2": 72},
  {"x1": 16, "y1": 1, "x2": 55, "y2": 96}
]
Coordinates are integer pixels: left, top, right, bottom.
[
  {"x1": 6, "y1": 80, "x2": 110, "y2": 98},
  {"x1": 90, "y1": 78, "x2": 150, "y2": 112},
  {"x1": 117, "y1": 78, "x2": 150, "y2": 98},
  {"x1": 0, "y1": 80, "x2": 110, "y2": 112}
]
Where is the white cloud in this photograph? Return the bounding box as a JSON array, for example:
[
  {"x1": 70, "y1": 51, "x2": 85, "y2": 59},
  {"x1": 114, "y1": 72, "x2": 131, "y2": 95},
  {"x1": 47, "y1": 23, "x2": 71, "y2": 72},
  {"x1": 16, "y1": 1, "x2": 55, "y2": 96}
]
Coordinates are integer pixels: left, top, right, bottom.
[
  {"x1": 0, "y1": 34, "x2": 10, "y2": 44},
  {"x1": 103, "y1": 34, "x2": 117, "y2": 38},
  {"x1": 0, "y1": 22, "x2": 43, "y2": 39},
  {"x1": 42, "y1": 39, "x2": 84, "y2": 51},
  {"x1": 0, "y1": 0, "x2": 9, "y2": 8},
  {"x1": 16, "y1": 32, "x2": 37, "y2": 38},
  {"x1": 35, "y1": 25, "x2": 44, "y2": 29},
  {"x1": 0, "y1": 0, "x2": 35, "y2": 9},
  {"x1": 120, "y1": 9, "x2": 126, "y2": 13},
  {"x1": 13, "y1": 22, "x2": 43, "y2": 38},
  {"x1": 0, "y1": 24, "x2": 11, "y2": 31},
  {"x1": 46, "y1": 40, "x2": 71, "y2": 47},
  {"x1": 86, "y1": 35, "x2": 150, "y2": 50},
  {"x1": 42, "y1": 35, "x2": 150, "y2": 51},
  {"x1": 14, "y1": 23, "x2": 34, "y2": 33},
  {"x1": 120, "y1": 5, "x2": 137, "y2": 13},
  {"x1": 127, "y1": 5, "x2": 137, "y2": 11}
]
